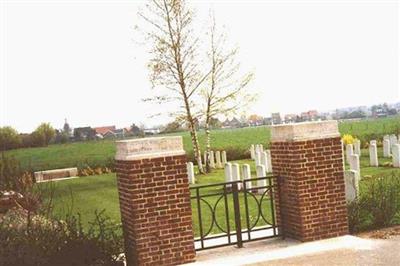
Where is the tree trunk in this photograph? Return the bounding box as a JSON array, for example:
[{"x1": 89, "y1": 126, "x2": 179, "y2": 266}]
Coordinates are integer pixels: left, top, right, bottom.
[
  {"x1": 204, "y1": 121, "x2": 211, "y2": 173},
  {"x1": 188, "y1": 118, "x2": 204, "y2": 174}
]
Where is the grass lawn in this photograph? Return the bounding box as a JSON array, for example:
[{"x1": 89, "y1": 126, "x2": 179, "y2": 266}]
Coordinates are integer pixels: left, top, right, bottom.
[
  {"x1": 38, "y1": 173, "x2": 121, "y2": 228},
  {"x1": 357, "y1": 147, "x2": 398, "y2": 176}
]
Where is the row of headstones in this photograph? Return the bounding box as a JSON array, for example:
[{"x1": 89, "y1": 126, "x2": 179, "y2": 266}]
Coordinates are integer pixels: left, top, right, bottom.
[
  {"x1": 204, "y1": 150, "x2": 227, "y2": 169},
  {"x1": 382, "y1": 134, "x2": 400, "y2": 157},
  {"x1": 344, "y1": 141, "x2": 362, "y2": 202},
  {"x1": 344, "y1": 142, "x2": 361, "y2": 173},
  {"x1": 345, "y1": 137, "x2": 400, "y2": 170},
  {"x1": 250, "y1": 144, "x2": 264, "y2": 159},
  {"x1": 250, "y1": 144, "x2": 273, "y2": 172},
  {"x1": 344, "y1": 134, "x2": 400, "y2": 203},
  {"x1": 186, "y1": 150, "x2": 228, "y2": 184},
  {"x1": 224, "y1": 163, "x2": 267, "y2": 193},
  {"x1": 220, "y1": 144, "x2": 274, "y2": 193}
]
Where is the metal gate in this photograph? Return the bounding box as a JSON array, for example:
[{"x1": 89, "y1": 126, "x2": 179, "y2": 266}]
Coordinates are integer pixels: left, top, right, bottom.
[{"x1": 190, "y1": 175, "x2": 280, "y2": 251}]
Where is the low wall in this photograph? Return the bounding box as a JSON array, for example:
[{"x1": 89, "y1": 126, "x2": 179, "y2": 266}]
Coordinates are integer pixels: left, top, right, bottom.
[{"x1": 34, "y1": 167, "x2": 78, "y2": 182}]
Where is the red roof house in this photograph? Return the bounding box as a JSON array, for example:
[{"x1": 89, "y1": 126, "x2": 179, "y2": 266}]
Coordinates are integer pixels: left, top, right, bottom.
[{"x1": 94, "y1": 126, "x2": 116, "y2": 136}]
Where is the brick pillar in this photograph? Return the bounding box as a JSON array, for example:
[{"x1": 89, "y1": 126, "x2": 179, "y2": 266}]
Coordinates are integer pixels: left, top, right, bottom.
[
  {"x1": 115, "y1": 136, "x2": 196, "y2": 265},
  {"x1": 270, "y1": 121, "x2": 349, "y2": 241}
]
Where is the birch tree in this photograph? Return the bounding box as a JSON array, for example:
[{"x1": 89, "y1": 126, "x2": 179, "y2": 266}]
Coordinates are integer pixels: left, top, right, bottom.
[
  {"x1": 139, "y1": 0, "x2": 207, "y2": 173},
  {"x1": 202, "y1": 16, "x2": 255, "y2": 172}
]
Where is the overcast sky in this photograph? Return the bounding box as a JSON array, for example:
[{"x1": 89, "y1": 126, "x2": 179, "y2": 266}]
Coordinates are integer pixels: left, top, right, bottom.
[{"x1": 1, "y1": 0, "x2": 399, "y2": 133}]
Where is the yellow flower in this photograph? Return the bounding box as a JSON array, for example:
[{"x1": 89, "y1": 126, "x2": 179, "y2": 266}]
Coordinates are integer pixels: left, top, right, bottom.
[{"x1": 342, "y1": 134, "x2": 357, "y2": 145}]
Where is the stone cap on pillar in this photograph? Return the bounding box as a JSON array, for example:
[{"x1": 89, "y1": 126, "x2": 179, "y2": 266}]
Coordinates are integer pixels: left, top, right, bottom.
[
  {"x1": 115, "y1": 136, "x2": 185, "y2": 161},
  {"x1": 271, "y1": 120, "x2": 340, "y2": 142}
]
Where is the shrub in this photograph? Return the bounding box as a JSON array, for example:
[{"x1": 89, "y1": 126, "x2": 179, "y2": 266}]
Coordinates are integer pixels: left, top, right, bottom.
[
  {"x1": 347, "y1": 199, "x2": 369, "y2": 233},
  {"x1": 0, "y1": 153, "x2": 33, "y2": 194},
  {"x1": 362, "y1": 175, "x2": 400, "y2": 228},
  {"x1": 347, "y1": 174, "x2": 400, "y2": 232},
  {"x1": 76, "y1": 158, "x2": 115, "y2": 177},
  {"x1": 0, "y1": 209, "x2": 124, "y2": 266}
]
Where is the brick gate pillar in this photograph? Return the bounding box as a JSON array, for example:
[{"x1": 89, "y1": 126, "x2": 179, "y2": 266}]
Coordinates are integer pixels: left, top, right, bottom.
[
  {"x1": 270, "y1": 121, "x2": 349, "y2": 241},
  {"x1": 115, "y1": 136, "x2": 196, "y2": 266}
]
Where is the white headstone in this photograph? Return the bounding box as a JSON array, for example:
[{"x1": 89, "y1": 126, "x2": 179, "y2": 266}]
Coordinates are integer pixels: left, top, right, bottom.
[
  {"x1": 369, "y1": 143, "x2": 379, "y2": 167},
  {"x1": 186, "y1": 162, "x2": 195, "y2": 184},
  {"x1": 209, "y1": 150, "x2": 216, "y2": 169},
  {"x1": 256, "y1": 165, "x2": 267, "y2": 194},
  {"x1": 259, "y1": 144, "x2": 264, "y2": 153},
  {"x1": 390, "y1": 134, "x2": 398, "y2": 148},
  {"x1": 224, "y1": 163, "x2": 232, "y2": 184},
  {"x1": 250, "y1": 145, "x2": 255, "y2": 159},
  {"x1": 346, "y1": 144, "x2": 354, "y2": 164},
  {"x1": 370, "y1": 140, "x2": 377, "y2": 146},
  {"x1": 344, "y1": 170, "x2": 359, "y2": 203},
  {"x1": 221, "y1": 151, "x2": 227, "y2": 164},
  {"x1": 232, "y1": 163, "x2": 242, "y2": 190},
  {"x1": 383, "y1": 139, "x2": 391, "y2": 158},
  {"x1": 349, "y1": 154, "x2": 360, "y2": 173},
  {"x1": 255, "y1": 144, "x2": 260, "y2": 154},
  {"x1": 354, "y1": 139, "x2": 361, "y2": 156},
  {"x1": 241, "y1": 164, "x2": 252, "y2": 190},
  {"x1": 260, "y1": 151, "x2": 268, "y2": 169},
  {"x1": 255, "y1": 151, "x2": 261, "y2": 166},
  {"x1": 215, "y1": 151, "x2": 222, "y2": 168},
  {"x1": 392, "y1": 144, "x2": 400, "y2": 168},
  {"x1": 265, "y1": 150, "x2": 273, "y2": 173}
]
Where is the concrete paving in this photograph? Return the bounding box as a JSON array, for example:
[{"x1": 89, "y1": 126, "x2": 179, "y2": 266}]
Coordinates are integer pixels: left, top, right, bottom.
[{"x1": 187, "y1": 235, "x2": 400, "y2": 266}]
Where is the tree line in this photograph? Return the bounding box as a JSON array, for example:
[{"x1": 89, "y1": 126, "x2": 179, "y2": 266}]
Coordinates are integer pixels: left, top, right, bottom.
[{"x1": 0, "y1": 123, "x2": 56, "y2": 151}]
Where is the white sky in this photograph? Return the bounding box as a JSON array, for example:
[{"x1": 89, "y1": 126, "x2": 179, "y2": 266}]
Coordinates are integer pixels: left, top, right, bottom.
[{"x1": 1, "y1": 0, "x2": 399, "y2": 133}]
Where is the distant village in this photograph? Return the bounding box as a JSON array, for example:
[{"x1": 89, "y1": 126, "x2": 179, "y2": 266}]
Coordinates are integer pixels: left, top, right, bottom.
[{"x1": 60, "y1": 102, "x2": 400, "y2": 142}]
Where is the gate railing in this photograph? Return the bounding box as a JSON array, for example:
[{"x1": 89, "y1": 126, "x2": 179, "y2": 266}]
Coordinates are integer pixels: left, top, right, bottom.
[{"x1": 190, "y1": 175, "x2": 280, "y2": 251}]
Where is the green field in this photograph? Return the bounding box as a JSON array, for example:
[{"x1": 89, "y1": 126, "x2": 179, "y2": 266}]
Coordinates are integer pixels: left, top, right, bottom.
[{"x1": 5, "y1": 115, "x2": 400, "y2": 172}]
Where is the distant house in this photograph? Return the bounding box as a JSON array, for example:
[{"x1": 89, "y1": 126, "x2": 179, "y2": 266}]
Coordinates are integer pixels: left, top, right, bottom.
[
  {"x1": 222, "y1": 117, "x2": 242, "y2": 128},
  {"x1": 300, "y1": 110, "x2": 318, "y2": 122},
  {"x1": 94, "y1": 126, "x2": 116, "y2": 136},
  {"x1": 271, "y1": 113, "x2": 282, "y2": 125},
  {"x1": 284, "y1": 114, "x2": 297, "y2": 124},
  {"x1": 248, "y1": 115, "x2": 264, "y2": 127},
  {"x1": 103, "y1": 128, "x2": 126, "y2": 139},
  {"x1": 263, "y1": 117, "x2": 273, "y2": 125},
  {"x1": 372, "y1": 107, "x2": 388, "y2": 118},
  {"x1": 93, "y1": 125, "x2": 130, "y2": 139}
]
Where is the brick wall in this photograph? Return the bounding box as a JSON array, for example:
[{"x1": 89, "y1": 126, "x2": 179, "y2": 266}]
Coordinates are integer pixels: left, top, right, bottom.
[
  {"x1": 271, "y1": 137, "x2": 349, "y2": 241},
  {"x1": 115, "y1": 155, "x2": 195, "y2": 265}
]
